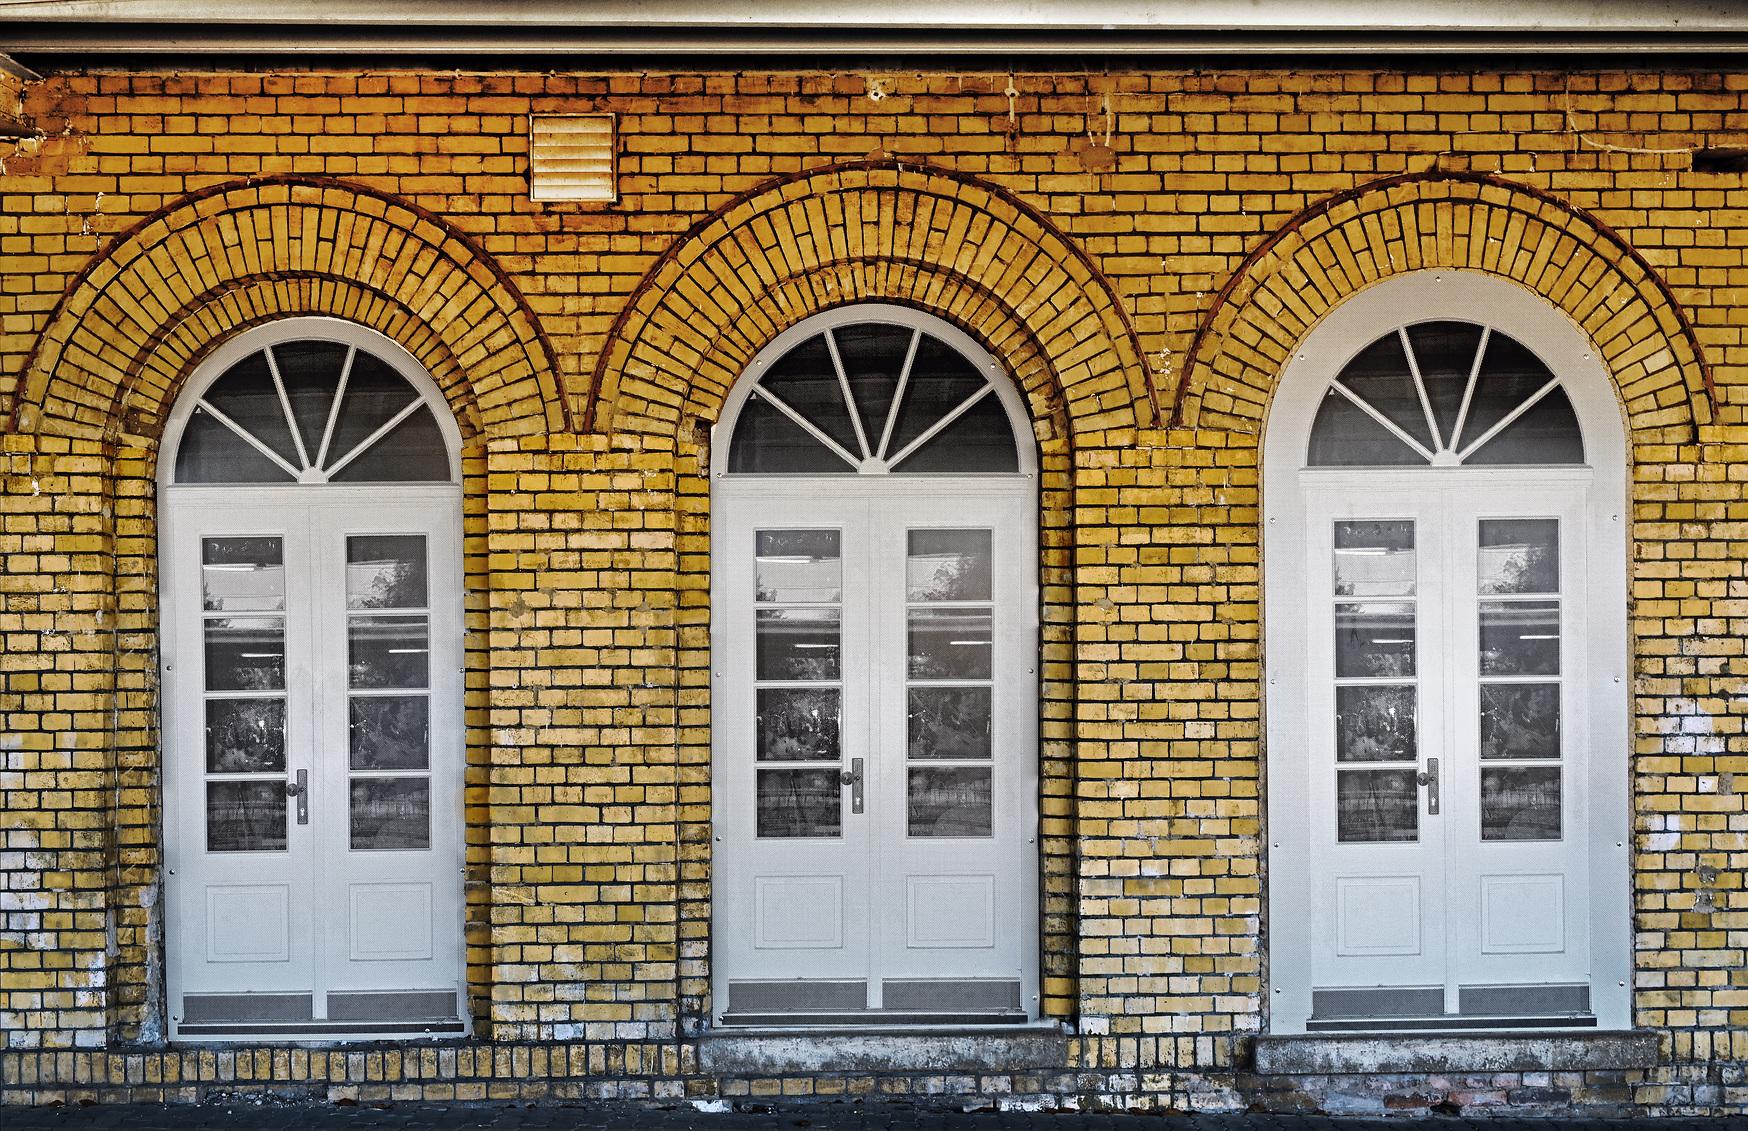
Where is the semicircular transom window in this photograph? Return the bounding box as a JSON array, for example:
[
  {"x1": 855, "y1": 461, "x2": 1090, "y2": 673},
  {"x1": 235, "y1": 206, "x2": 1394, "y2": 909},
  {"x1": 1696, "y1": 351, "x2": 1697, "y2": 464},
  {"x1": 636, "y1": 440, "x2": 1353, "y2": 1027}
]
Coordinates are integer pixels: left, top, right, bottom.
[
  {"x1": 1308, "y1": 320, "x2": 1584, "y2": 467},
  {"x1": 174, "y1": 339, "x2": 451, "y2": 485},
  {"x1": 727, "y1": 320, "x2": 1021, "y2": 475}
]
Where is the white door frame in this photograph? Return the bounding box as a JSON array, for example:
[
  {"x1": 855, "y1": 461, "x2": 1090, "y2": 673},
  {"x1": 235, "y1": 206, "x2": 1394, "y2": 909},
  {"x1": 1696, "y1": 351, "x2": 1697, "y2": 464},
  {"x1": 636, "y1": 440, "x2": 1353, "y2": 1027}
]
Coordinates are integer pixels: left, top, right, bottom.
[
  {"x1": 158, "y1": 317, "x2": 469, "y2": 1041},
  {"x1": 1262, "y1": 271, "x2": 1631, "y2": 1034}
]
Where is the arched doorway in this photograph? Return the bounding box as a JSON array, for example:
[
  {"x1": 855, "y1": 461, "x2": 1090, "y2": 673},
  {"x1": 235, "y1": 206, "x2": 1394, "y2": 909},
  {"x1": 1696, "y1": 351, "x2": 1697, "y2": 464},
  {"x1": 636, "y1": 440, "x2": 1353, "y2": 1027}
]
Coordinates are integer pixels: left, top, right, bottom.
[
  {"x1": 1263, "y1": 273, "x2": 1631, "y2": 1034},
  {"x1": 159, "y1": 317, "x2": 468, "y2": 1039},
  {"x1": 710, "y1": 304, "x2": 1040, "y2": 1026}
]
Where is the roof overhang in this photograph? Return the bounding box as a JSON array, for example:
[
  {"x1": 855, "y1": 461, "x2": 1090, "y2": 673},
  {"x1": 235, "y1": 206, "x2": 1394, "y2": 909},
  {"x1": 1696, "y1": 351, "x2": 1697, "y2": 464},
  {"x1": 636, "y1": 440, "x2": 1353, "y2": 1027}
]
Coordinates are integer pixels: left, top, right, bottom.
[{"x1": 4, "y1": 0, "x2": 1748, "y2": 60}]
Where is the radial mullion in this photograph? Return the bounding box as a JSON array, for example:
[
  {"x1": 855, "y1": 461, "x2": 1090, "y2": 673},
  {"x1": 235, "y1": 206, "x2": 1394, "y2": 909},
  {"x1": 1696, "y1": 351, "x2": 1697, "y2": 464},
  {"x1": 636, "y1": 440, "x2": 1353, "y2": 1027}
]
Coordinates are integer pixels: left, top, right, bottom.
[
  {"x1": 822, "y1": 328, "x2": 873, "y2": 461},
  {"x1": 1448, "y1": 325, "x2": 1491, "y2": 456},
  {"x1": 1455, "y1": 376, "x2": 1561, "y2": 463},
  {"x1": 876, "y1": 328, "x2": 922, "y2": 462},
  {"x1": 1330, "y1": 381, "x2": 1438, "y2": 462},
  {"x1": 887, "y1": 385, "x2": 994, "y2": 470},
  {"x1": 262, "y1": 345, "x2": 312, "y2": 472},
  {"x1": 323, "y1": 397, "x2": 424, "y2": 480},
  {"x1": 313, "y1": 344, "x2": 355, "y2": 473},
  {"x1": 1396, "y1": 326, "x2": 1445, "y2": 456},
  {"x1": 195, "y1": 399, "x2": 303, "y2": 479},
  {"x1": 753, "y1": 387, "x2": 862, "y2": 470}
]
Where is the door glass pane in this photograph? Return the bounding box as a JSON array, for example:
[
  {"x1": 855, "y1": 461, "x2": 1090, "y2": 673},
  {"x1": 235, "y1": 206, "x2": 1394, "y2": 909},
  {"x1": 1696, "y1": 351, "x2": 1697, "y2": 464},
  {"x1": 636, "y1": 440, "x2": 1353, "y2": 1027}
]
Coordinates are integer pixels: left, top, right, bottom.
[
  {"x1": 205, "y1": 698, "x2": 286, "y2": 773},
  {"x1": 756, "y1": 769, "x2": 841, "y2": 837},
  {"x1": 347, "y1": 535, "x2": 429, "y2": 609},
  {"x1": 907, "y1": 767, "x2": 993, "y2": 837},
  {"x1": 348, "y1": 615, "x2": 430, "y2": 688},
  {"x1": 1335, "y1": 685, "x2": 1416, "y2": 763},
  {"x1": 349, "y1": 777, "x2": 431, "y2": 850},
  {"x1": 1481, "y1": 766, "x2": 1562, "y2": 841},
  {"x1": 907, "y1": 529, "x2": 993, "y2": 601},
  {"x1": 908, "y1": 608, "x2": 993, "y2": 679},
  {"x1": 204, "y1": 617, "x2": 286, "y2": 691},
  {"x1": 755, "y1": 609, "x2": 840, "y2": 679},
  {"x1": 756, "y1": 688, "x2": 840, "y2": 761},
  {"x1": 832, "y1": 322, "x2": 913, "y2": 447},
  {"x1": 755, "y1": 530, "x2": 841, "y2": 603},
  {"x1": 349, "y1": 696, "x2": 431, "y2": 770},
  {"x1": 909, "y1": 687, "x2": 992, "y2": 760},
  {"x1": 1333, "y1": 521, "x2": 1415, "y2": 597},
  {"x1": 1334, "y1": 602, "x2": 1416, "y2": 678},
  {"x1": 1336, "y1": 769, "x2": 1418, "y2": 843},
  {"x1": 1478, "y1": 519, "x2": 1559, "y2": 595},
  {"x1": 1480, "y1": 684, "x2": 1561, "y2": 760},
  {"x1": 202, "y1": 537, "x2": 286, "y2": 612},
  {"x1": 1478, "y1": 600, "x2": 1560, "y2": 675},
  {"x1": 206, "y1": 780, "x2": 287, "y2": 852},
  {"x1": 1404, "y1": 321, "x2": 1486, "y2": 448},
  {"x1": 1332, "y1": 331, "x2": 1433, "y2": 451}
]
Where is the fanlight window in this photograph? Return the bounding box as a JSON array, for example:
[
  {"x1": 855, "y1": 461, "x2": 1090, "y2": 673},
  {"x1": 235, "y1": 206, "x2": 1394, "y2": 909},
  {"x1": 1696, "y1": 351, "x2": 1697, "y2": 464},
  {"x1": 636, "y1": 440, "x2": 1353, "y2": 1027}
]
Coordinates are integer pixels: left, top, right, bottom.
[
  {"x1": 1308, "y1": 321, "x2": 1583, "y2": 467},
  {"x1": 727, "y1": 321, "x2": 1020, "y2": 475},
  {"x1": 175, "y1": 339, "x2": 451, "y2": 484}
]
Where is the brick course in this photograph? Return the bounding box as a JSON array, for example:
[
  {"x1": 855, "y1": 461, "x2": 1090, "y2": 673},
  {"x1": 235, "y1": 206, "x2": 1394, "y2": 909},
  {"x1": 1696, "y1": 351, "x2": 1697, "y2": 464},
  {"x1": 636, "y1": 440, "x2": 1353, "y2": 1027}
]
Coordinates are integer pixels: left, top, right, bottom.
[{"x1": 0, "y1": 64, "x2": 1744, "y2": 1114}]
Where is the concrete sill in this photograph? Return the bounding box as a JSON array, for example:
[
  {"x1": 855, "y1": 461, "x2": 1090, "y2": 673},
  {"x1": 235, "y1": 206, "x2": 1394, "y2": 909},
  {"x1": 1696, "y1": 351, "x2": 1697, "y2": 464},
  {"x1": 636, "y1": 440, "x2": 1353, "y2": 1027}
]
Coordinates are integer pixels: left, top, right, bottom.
[
  {"x1": 696, "y1": 1026, "x2": 1067, "y2": 1074},
  {"x1": 1253, "y1": 1030, "x2": 1660, "y2": 1076}
]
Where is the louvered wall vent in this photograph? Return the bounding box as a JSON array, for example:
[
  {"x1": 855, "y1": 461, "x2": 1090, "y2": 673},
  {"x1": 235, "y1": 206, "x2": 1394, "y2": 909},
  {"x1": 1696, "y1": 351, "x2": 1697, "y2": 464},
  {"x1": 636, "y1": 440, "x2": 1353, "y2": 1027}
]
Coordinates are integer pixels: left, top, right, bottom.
[{"x1": 529, "y1": 113, "x2": 616, "y2": 203}]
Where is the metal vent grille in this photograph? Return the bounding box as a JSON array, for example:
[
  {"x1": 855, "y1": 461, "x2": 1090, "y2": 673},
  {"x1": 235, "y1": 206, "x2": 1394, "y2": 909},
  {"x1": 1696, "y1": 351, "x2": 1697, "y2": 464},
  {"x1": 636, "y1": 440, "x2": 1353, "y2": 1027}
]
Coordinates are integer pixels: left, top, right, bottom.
[{"x1": 529, "y1": 113, "x2": 616, "y2": 203}]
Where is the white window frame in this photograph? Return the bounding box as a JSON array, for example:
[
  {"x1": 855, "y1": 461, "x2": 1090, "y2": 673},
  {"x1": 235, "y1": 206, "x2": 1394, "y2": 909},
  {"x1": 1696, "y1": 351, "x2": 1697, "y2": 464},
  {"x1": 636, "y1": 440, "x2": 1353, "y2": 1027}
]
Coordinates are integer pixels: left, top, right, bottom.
[{"x1": 1262, "y1": 271, "x2": 1632, "y2": 1034}]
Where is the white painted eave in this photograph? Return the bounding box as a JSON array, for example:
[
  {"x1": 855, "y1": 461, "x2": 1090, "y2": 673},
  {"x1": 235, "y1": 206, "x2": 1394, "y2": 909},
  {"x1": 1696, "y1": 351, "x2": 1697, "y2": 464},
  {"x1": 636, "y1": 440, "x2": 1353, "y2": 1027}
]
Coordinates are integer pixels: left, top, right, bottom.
[{"x1": 3, "y1": 0, "x2": 1748, "y2": 56}]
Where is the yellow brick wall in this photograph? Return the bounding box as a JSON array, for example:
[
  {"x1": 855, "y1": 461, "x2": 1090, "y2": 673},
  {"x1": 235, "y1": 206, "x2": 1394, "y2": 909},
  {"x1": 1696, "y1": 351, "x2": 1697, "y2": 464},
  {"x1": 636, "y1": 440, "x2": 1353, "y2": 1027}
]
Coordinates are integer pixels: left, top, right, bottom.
[{"x1": 0, "y1": 66, "x2": 1743, "y2": 1110}]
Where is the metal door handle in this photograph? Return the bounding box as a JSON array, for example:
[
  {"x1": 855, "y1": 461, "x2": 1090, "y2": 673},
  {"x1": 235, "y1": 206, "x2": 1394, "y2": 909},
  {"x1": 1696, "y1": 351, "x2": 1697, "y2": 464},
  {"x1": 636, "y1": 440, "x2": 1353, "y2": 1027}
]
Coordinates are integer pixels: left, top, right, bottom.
[
  {"x1": 286, "y1": 769, "x2": 308, "y2": 824},
  {"x1": 840, "y1": 757, "x2": 864, "y2": 815},
  {"x1": 1416, "y1": 757, "x2": 1440, "y2": 816}
]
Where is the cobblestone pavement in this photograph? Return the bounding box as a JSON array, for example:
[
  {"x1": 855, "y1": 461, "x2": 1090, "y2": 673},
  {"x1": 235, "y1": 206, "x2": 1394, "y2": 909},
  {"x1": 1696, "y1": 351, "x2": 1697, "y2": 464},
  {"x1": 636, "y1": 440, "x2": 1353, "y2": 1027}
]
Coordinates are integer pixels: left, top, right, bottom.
[{"x1": 6, "y1": 1105, "x2": 1748, "y2": 1131}]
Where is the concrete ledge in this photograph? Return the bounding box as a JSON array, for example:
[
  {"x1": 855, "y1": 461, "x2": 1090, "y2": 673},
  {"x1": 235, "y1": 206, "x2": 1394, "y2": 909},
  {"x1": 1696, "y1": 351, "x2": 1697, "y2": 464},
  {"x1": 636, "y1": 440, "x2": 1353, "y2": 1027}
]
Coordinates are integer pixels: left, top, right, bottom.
[
  {"x1": 696, "y1": 1028, "x2": 1068, "y2": 1075},
  {"x1": 1253, "y1": 1030, "x2": 1660, "y2": 1076}
]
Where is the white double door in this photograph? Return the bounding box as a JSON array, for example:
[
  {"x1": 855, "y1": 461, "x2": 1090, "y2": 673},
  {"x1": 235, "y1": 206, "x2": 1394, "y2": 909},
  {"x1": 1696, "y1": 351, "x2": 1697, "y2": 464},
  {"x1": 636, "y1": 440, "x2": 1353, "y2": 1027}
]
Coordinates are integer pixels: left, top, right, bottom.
[
  {"x1": 1298, "y1": 478, "x2": 1595, "y2": 1027},
  {"x1": 713, "y1": 483, "x2": 1037, "y2": 1024},
  {"x1": 163, "y1": 487, "x2": 466, "y2": 1038}
]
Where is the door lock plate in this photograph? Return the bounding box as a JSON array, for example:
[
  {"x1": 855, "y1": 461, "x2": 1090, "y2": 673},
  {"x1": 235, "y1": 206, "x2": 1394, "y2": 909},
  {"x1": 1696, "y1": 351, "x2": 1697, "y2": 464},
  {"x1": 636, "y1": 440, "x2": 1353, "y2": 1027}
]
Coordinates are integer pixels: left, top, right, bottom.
[
  {"x1": 1416, "y1": 757, "x2": 1440, "y2": 816},
  {"x1": 841, "y1": 757, "x2": 865, "y2": 815},
  {"x1": 286, "y1": 768, "x2": 308, "y2": 824}
]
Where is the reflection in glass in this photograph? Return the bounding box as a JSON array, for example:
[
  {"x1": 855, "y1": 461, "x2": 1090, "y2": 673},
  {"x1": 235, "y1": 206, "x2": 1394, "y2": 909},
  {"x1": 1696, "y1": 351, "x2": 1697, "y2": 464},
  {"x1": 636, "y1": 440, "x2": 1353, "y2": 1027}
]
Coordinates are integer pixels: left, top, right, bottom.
[
  {"x1": 1481, "y1": 766, "x2": 1562, "y2": 841},
  {"x1": 908, "y1": 608, "x2": 993, "y2": 679},
  {"x1": 1335, "y1": 685, "x2": 1416, "y2": 763},
  {"x1": 201, "y1": 537, "x2": 286, "y2": 612},
  {"x1": 755, "y1": 530, "x2": 842, "y2": 604},
  {"x1": 205, "y1": 697, "x2": 286, "y2": 773},
  {"x1": 1336, "y1": 769, "x2": 1418, "y2": 843},
  {"x1": 1480, "y1": 683, "x2": 1561, "y2": 760},
  {"x1": 756, "y1": 769, "x2": 841, "y2": 838},
  {"x1": 1479, "y1": 600, "x2": 1560, "y2": 675},
  {"x1": 908, "y1": 767, "x2": 993, "y2": 837},
  {"x1": 206, "y1": 780, "x2": 287, "y2": 852},
  {"x1": 907, "y1": 529, "x2": 993, "y2": 601},
  {"x1": 204, "y1": 617, "x2": 286, "y2": 691},
  {"x1": 755, "y1": 609, "x2": 840, "y2": 680},
  {"x1": 1479, "y1": 519, "x2": 1559, "y2": 595},
  {"x1": 349, "y1": 695, "x2": 430, "y2": 770},
  {"x1": 756, "y1": 688, "x2": 840, "y2": 761},
  {"x1": 909, "y1": 687, "x2": 993, "y2": 760},
  {"x1": 349, "y1": 777, "x2": 431, "y2": 850},
  {"x1": 348, "y1": 614, "x2": 430, "y2": 689},
  {"x1": 1334, "y1": 602, "x2": 1416, "y2": 678},
  {"x1": 1333, "y1": 521, "x2": 1415, "y2": 597},
  {"x1": 347, "y1": 535, "x2": 428, "y2": 610}
]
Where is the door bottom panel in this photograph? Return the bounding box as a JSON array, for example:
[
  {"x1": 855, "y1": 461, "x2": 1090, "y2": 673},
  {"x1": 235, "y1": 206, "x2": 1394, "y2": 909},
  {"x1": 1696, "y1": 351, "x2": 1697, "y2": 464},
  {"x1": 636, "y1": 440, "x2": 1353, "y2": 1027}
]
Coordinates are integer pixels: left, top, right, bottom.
[
  {"x1": 1308, "y1": 982, "x2": 1594, "y2": 1032},
  {"x1": 179, "y1": 989, "x2": 463, "y2": 1035}
]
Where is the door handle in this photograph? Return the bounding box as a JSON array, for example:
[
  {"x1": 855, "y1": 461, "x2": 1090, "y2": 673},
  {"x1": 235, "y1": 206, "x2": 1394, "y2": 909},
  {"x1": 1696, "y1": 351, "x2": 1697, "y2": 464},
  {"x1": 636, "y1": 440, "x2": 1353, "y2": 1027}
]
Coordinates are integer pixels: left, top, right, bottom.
[
  {"x1": 840, "y1": 757, "x2": 864, "y2": 815},
  {"x1": 286, "y1": 768, "x2": 308, "y2": 825},
  {"x1": 1416, "y1": 757, "x2": 1440, "y2": 816}
]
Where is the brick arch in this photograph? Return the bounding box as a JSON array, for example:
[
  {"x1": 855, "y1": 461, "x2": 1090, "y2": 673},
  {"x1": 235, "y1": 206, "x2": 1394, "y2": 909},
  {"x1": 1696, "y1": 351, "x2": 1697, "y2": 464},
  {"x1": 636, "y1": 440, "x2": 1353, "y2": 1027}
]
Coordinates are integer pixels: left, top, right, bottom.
[
  {"x1": 590, "y1": 160, "x2": 1156, "y2": 441},
  {"x1": 6, "y1": 176, "x2": 569, "y2": 440},
  {"x1": 1174, "y1": 172, "x2": 1715, "y2": 444}
]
